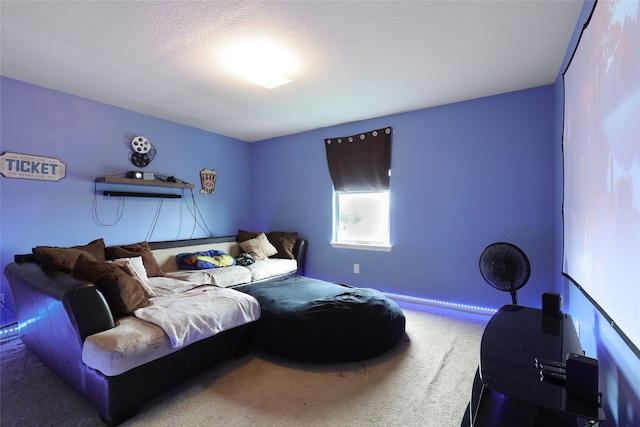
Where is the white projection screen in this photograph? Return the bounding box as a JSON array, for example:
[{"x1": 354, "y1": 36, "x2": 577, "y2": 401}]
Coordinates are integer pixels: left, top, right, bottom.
[{"x1": 563, "y1": 0, "x2": 639, "y2": 355}]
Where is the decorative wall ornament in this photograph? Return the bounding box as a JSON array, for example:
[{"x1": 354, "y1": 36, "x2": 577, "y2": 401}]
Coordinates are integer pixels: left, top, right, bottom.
[
  {"x1": 0, "y1": 151, "x2": 67, "y2": 182},
  {"x1": 130, "y1": 136, "x2": 156, "y2": 167},
  {"x1": 199, "y1": 168, "x2": 217, "y2": 194}
]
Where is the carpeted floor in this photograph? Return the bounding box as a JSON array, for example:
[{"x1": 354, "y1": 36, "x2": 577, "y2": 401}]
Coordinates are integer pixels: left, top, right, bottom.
[{"x1": 0, "y1": 302, "x2": 489, "y2": 427}]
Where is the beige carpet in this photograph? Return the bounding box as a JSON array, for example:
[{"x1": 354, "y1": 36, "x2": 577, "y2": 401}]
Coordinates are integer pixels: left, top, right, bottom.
[{"x1": 0, "y1": 302, "x2": 489, "y2": 427}]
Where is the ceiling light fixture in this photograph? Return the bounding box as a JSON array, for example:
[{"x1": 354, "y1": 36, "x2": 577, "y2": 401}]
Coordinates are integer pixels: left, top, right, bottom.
[
  {"x1": 219, "y1": 37, "x2": 299, "y2": 89},
  {"x1": 243, "y1": 73, "x2": 292, "y2": 90}
]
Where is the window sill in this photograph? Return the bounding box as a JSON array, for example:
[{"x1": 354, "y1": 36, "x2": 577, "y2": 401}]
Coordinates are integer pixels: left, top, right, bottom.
[{"x1": 330, "y1": 242, "x2": 392, "y2": 252}]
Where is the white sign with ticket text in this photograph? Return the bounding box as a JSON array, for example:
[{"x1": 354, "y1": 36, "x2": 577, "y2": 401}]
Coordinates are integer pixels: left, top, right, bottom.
[{"x1": 0, "y1": 151, "x2": 67, "y2": 182}]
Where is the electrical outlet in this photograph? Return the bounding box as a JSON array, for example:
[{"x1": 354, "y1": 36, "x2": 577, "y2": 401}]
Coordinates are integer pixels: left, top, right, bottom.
[{"x1": 353, "y1": 264, "x2": 360, "y2": 274}]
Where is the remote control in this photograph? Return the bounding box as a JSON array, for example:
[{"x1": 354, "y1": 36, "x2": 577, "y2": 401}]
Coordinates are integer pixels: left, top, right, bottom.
[
  {"x1": 540, "y1": 364, "x2": 566, "y2": 375},
  {"x1": 535, "y1": 357, "x2": 566, "y2": 369},
  {"x1": 540, "y1": 368, "x2": 566, "y2": 383}
]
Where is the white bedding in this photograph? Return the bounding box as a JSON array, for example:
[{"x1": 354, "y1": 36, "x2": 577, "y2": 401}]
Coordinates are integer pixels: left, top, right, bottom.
[
  {"x1": 162, "y1": 265, "x2": 252, "y2": 287},
  {"x1": 246, "y1": 258, "x2": 297, "y2": 282},
  {"x1": 147, "y1": 276, "x2": 199, "y2": 296},
  {"x1": 134, "y1": 286, "x2": 260, "y2": 348},
  {"x1": 160, "y1": 258, "x2": 297, "y2": 288},
  {"x1": 83, "y1": 316, "x2": 173, "y2": 376}
]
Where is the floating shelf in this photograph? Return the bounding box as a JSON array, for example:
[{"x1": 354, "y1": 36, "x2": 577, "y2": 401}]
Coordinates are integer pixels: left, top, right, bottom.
[{"x1": 95, "y1": 176, "x2": 194, "y2": 189}]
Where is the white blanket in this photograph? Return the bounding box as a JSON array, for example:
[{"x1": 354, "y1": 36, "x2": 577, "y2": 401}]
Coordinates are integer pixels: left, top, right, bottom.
[{"x1": 134, "y1": 286, "x2": 260, "y2": 348}]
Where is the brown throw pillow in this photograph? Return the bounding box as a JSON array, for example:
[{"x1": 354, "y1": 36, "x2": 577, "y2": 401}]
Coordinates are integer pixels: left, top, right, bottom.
[
  {"x1": 237, "y1": 229, "x2": 260, "y2": 243},
  {"x1": 73, "y1": 255, "x2": 151, "y2": 316},
  {"x1": 265, "y1": 231, "x2": 298, "y2": 259},
  {"x1": 32, "y1": 238, "x2": 106, "y2": 273},
  {"x1": 237, "y1": 229, "x2": 298, "y2": 259},
  {"x1": 76, "y1": 238, "x2": 106, "y2": 261},
  {"x1": 109, "y1": 259, "x2": 157, "y2": 298},
  {"x1": 105, "y1": 241, "x2": 163, "y2": 277}
]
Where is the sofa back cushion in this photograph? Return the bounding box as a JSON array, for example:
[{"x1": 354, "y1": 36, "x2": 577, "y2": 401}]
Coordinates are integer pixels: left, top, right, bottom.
[{"x1": 32, "y1": 238, "x2": 106, "y2": 273}]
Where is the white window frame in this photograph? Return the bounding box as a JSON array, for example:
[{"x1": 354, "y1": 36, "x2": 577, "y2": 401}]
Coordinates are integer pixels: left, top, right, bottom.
[{"x1": 330, "y1": 190, "x2": 391, "y2": 252}]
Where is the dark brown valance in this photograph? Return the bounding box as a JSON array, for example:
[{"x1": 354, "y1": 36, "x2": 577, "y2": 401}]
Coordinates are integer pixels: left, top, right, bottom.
[{"x1": 324, "y1": 127, "x2": 391, "y2": 192}]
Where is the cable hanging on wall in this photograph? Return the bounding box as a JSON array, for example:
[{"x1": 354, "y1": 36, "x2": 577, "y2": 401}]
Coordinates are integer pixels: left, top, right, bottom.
[
  {"x1": 91, "y1": 173, "x2": 214, "y2": 239},
  {"x1": 187, "y1": 188, "x2": 215, "y2": 238},
  {"x1": 92, "y1": 182, "x2": 125, "y2": 226},
  {"x1": 145, "y1": 198, "x2": 165, "y2": 241}
]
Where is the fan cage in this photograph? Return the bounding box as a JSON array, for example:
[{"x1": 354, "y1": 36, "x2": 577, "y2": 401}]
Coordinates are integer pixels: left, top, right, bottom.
[{"x1": 479, "y1": 242, "x2": 530, "y2": 304}]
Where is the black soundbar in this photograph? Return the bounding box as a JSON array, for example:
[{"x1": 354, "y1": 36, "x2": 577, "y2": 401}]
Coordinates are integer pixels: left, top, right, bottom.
[{"x1": 103, "y1": 191, "x2": 181, "y2": 199}]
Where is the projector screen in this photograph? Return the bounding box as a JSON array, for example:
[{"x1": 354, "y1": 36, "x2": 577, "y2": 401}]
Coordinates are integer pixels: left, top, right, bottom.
[{"x1": 563, "y1": 0, "x2": 639, "y2": 355}]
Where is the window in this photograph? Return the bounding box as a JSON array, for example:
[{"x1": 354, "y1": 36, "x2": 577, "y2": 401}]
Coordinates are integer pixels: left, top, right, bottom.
[
  {"x1": 325, "y1": 126, "x2": 392, "y2": 251},
  {"x1": 333, "y1": 191, "x2": 390, "y2": 250}
]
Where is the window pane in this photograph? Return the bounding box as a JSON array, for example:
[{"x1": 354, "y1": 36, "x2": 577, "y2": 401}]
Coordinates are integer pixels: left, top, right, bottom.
[{"x1": 336, "y1": 192, "x2": 389, "y2": 245}]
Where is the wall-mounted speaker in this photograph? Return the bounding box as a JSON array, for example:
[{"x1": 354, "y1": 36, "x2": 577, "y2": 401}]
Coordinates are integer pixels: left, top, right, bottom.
[
  {"x1": 566, "y1": 353, "x2": 599, "y2": 404},
  {"x1": 542, "y1": 292, "x2": 562, "y2": 318}
]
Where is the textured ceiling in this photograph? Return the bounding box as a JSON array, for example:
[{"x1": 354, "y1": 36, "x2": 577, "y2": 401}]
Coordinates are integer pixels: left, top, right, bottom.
[{"x1": 0, "y1": 1, "x2": 583, "y2": 142}]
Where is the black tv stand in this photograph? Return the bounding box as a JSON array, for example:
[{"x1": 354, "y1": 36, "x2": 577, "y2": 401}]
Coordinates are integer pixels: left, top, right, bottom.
[{"x1": 467, "y1": 305, "x2": 606, "y2": 426}]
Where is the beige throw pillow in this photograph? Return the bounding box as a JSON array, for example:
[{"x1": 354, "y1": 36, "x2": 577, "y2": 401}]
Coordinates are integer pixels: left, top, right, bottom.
[
  {"x1": 237, "y1": 229, "x2": 298, "y2": 259},
  {"x1": 238, "y1": 232, "x2": 278, "y2": 260}
]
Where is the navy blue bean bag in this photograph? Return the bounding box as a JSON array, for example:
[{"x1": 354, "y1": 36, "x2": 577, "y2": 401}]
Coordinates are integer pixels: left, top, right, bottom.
[{"x1": 234, "y1": 276, "x2": 406, "y2": 362}]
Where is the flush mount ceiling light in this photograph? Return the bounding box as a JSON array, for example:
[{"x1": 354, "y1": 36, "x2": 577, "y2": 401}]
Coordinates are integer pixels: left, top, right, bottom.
[
  {"x1": 243, "y1": 73, "x2": 292, "y2": 90},
  {"x1": 219, "y1": 37, "x2": 299, "y2": 89}
]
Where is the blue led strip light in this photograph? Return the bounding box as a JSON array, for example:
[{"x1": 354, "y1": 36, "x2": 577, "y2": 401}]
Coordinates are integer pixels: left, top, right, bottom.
[
  {"x1": 0, "y1": 322, "x2": 22, "y2": 341},
  {"x1": 383, "y1": 293, "x2": 497, "y2": 315}
]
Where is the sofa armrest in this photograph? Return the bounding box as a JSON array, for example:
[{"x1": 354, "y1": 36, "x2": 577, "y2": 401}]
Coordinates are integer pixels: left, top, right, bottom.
[
  {"x1": 4, "y1": 259, "x2": 115, "y2": 344},
  {"x1": 293, "y1": 239, "x2": 307, "y2": 276},
  {"x1": 4, "y1": 259, "x2": 115, "y2": 396}
]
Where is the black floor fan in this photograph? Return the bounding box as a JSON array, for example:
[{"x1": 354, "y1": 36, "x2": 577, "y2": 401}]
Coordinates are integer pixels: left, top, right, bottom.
[{"x1": 479, "y1": 242, "x2": 531, "y2": 305}]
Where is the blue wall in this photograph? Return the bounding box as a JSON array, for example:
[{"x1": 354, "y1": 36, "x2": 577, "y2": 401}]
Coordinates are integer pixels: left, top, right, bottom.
[
  {"x1": 553, "y1": 2, "x2": 640, "y2": 426},
  {"x1": 250, "y1": 85, "x2": 557, "y2": 312},
  {"x1": 1, "y1": 76, "x2": 557, "y2": 321},
  {"x1": 0, "y1": 77, "x2": 251, "y2": 322}
]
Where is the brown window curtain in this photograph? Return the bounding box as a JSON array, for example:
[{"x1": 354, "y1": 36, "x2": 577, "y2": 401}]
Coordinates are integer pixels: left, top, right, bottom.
[{"x1": 325, "y1": 127, "x2": 392, "y2": 192}]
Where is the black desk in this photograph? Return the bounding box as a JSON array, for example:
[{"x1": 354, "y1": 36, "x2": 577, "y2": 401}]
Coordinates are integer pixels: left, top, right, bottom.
[{"x1": 468, "y1": 305, "x2": 606, "y2": 426}]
